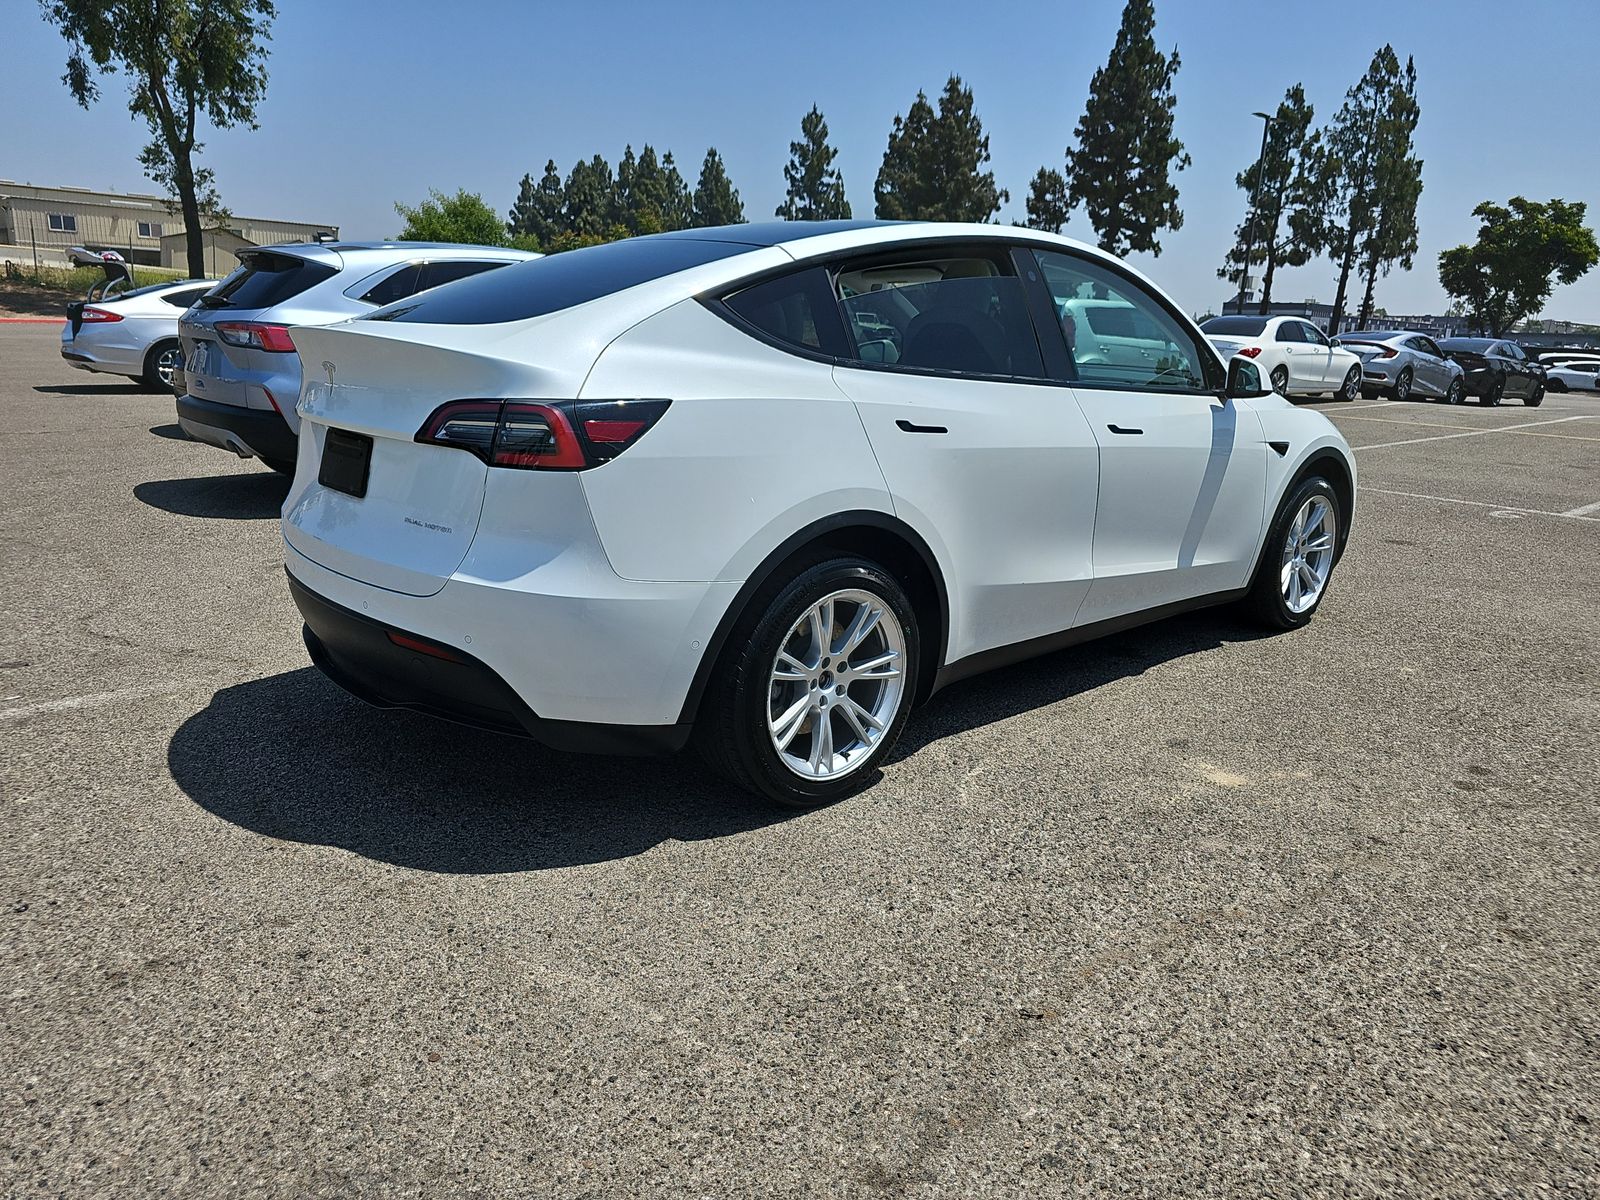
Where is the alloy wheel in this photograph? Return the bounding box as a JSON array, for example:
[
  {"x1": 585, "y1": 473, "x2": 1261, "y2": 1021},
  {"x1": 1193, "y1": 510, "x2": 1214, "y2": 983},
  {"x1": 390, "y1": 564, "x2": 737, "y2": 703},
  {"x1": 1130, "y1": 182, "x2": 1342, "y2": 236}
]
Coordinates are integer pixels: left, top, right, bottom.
[
  {"x1": 1341, "y1": 367, "x2": 1360, "y2": 400},
  {"x1": 1280, "y1": 496, "x2": 1337, "y2": 615},
  {"x1": 1270, "y1": 366, "x2": 1289, "y2": 396},
  {"x1": 1395, "y1": 369, "x2": 1412, "y2": 401},
  {"x1": 767, "y1": 589, "x2": 906, "y2": 781},
  {"x1": 1446, "y1": 380, "x2": 1463, "y2": 405},
  {"x1": 155, "y1": 345, "x2": 182, "y2": 387}
]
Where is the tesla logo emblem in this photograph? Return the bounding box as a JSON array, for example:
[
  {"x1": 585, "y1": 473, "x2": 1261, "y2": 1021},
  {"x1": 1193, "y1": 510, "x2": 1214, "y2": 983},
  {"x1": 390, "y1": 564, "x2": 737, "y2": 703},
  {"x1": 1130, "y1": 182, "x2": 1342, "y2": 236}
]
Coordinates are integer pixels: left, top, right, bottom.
[{"x1": 322, "y1": 360, "x2": 336, "y2": 385}]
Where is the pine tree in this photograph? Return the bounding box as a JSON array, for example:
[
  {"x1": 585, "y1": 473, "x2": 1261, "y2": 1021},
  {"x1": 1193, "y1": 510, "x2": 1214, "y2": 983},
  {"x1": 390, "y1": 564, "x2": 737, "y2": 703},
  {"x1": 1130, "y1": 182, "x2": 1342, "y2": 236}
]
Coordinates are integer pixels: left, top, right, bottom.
[
  {"x1": 873, "y1": 76, "x2": 1007, "y2": 222},
  {"x1": 776, "y1": 105, "x2": 851, "y2": 220},
  {"x1": 692, "y1": 148, "x2": 745, "y2": 227},
  {"x1": 1217, "y1": 85, "x2": 1327, "y2": 313},
  {"x1": 563, "y1": 154, "x2": 617, "y2": 238},
  {"x1": 1354, "y1": 57, "x2": 1422, "y2": 330},
  {"x1": 507, "y1": 159, "x2": 565, "y2": 250},
  {"x1": 1322, "y1": 46, "x2": 1422, "y2": 333},
  {"x1": 1022, "y1": 168, "x2": 1070, "y2": 232},
  {"x1": 659, "y1": 150, "x2": 693, "y2": 230},
  {"x1": 1063, "y1": 0, "x2": 1189, "y2": 256}
]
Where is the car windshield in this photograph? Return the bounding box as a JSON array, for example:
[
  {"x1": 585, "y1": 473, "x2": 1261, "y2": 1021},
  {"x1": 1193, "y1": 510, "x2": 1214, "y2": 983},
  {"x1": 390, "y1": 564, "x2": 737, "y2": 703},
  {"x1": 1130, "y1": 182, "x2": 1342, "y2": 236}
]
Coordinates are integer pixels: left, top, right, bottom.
[{"x1": 1201, "y1": 316, "x2": 1269, "y2": 336}]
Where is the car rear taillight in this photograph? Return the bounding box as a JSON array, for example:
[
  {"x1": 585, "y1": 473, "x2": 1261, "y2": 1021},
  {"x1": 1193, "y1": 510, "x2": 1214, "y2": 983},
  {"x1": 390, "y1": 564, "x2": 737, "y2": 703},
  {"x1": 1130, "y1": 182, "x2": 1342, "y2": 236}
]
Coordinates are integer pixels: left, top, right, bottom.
[
  {"x1": 415, "y1": 399, "x2": 670, "y2": 471},
  {"x1": 1377, "y1": 347, "x2": 1398, "y2": 359},
  {"x1": 78, "y1": 306, "x2": 123, "y2": 323},
  {"x1": 1237, "y1": 346, "x2": 1263, "y2": 358},
  {"x1": 215, "y1": 321, "x2": 296, "y2": 352}
]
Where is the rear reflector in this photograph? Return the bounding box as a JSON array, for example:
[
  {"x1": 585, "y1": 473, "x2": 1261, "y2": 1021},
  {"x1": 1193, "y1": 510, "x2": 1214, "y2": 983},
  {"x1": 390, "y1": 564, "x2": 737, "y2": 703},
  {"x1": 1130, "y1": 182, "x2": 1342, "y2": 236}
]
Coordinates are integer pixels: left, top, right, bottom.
[
  {"x1": 215, "y1": 321, "x2": 296, "y2": 352},
  {"x1": 386, "y1": 630, "x2": 464, "y2": 662},
  {"x1": 78, "y1": 306, "x2": 123, "y2": 323},
  {"x1": 416, "y1": 399, "x2": 670, "y2": 471}
]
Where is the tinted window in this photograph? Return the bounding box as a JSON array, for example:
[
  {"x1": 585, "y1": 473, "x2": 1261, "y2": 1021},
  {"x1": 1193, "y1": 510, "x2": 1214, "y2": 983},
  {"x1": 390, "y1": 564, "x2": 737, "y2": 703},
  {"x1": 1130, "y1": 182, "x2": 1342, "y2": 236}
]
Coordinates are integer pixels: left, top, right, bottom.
[
  {"x1": 369, "y1": 235, "x2": 749, "y2": 324},
  {"x1": 202, "y1": 252, "x2": 338, "y2": 311},
  {"x1": 1417, "y1": 337, "x2": 1443, "y2": 358},
  {"x1": 160, "y1": 287, "x2": 212, "y2": 309},
  {"x1": 417, "y1": 260, "x2": 505, "y2": 292},
  {"x1": 1276, "y1": 321, "x2": 1306, "y2": 343},
  {"x1": 1034, "y1": 249, "x2": 1208, "y2": 391},
  {"x1": 835, "y1": 254, "x2": 1044, "y2": 378},
  {"x1": 722, "y1": 267, "x2": 849, "y2": 356},
  {"x1": 1200, "y1": 316, "x2": 1269, "y2": 336},
  {"x1": 358, "y1": 264, "x2": 423, "y2": 306}
]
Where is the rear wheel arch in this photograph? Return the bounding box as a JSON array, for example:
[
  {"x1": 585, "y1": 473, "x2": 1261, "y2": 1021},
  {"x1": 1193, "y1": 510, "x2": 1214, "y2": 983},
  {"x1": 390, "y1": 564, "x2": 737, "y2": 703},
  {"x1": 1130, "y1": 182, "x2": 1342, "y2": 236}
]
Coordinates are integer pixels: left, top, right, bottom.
[{"x1": 678, "y1": 512, "x2": 949, "y2": 726}]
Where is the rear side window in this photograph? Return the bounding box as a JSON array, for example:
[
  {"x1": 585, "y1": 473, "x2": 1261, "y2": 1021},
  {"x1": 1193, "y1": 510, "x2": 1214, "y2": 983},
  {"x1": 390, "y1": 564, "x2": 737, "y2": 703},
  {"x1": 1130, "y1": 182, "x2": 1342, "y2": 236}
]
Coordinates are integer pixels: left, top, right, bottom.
[
  {"x1": 203, "y1": 253, "x2": 337, "y2": 311},
  {"x1": 834, "y1": 255, "x2": 1045, "y2": 378},
  {"x1": 1276, "y1": 321, "x2": 1307, "y2": 343},
  {"x1": 160, "y1": 287, "x2": 212, "y2": 309},
  {"x1": 368, "y1": 236, "x2": 750, "y2": 324},
  {"x1": 357, "y1": 264, "x2": 422, "y2": 306},
  {"x1": 721, "y1": 267, "x2": 848, "y2": 357},
  {"x1": 417, "y1": 260, "x2": 505, "y2": 291}
]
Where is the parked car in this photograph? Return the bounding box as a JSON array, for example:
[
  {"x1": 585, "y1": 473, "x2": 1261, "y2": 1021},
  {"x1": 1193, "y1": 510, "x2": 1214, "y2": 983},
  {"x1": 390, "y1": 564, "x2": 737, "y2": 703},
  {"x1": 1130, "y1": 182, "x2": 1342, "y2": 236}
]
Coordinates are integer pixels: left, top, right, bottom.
[
  {"x1": 1436, "y1": 337, "x2": 1545, "y2": 406},
  {"x1": 175, "y1": 242, "x2": 540, "y2": 473},
  {"x1": 1542, "y1": 358, "x2": 1600, "y2": 392},
  {"x1": 1332, "y1": 330, "x2": 1465, "y2": 403},
  {"x1": 1199, "y1": 315, "x2": 1363, "y2": 400},
  {"x1": 281, "y1": 221, "x2": 1356, "y2": 808},
  {"x1": 59, "y1": 277, "x2": 218, "y2": 390}
]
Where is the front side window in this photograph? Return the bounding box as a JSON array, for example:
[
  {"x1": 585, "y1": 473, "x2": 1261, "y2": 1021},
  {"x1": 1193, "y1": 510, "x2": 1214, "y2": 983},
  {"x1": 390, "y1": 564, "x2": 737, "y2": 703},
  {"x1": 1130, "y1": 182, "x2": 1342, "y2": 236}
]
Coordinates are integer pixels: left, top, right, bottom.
[
  {"x1": 722, "y1": 266, "x2": 848, "y2": 357},
  {"x1": 48, "y1": 213, "x2": 77, "y2": 233},
  {"x1": 1301, "y1": 323, "x2": 1330, "y2": 346},
  {"x1": 834, "y1": 253, "x2": 1044, "y2": 378},
  {"x1": 1032, "y1": 249, "x2": 1209, "y2": 391}
]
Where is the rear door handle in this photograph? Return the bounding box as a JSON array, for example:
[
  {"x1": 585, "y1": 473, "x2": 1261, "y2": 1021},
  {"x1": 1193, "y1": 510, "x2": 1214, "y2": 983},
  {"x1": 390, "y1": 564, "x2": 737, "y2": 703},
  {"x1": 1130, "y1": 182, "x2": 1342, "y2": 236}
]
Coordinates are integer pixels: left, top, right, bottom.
[
  {"x1": 1107, "y1": 424, "x2": 1143, "y2": 435},
  {"x1": 895, "y1": 419, "x2": 947, "y2": 434}
]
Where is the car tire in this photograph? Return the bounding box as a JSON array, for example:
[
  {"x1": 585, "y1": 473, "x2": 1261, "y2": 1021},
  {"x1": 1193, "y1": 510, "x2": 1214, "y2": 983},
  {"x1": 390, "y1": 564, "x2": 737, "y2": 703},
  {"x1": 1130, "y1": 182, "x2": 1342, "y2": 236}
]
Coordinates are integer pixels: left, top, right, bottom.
[
  {"x1": 1338, "y1": 366, "x2": 1361, "y2": 401},
  {"x1": 263, "y1": 458, "x2": 296, "y2": 476},
  {"x1": 1445, "y1": 379, "x2": 1464, "y2": 405},
  {"x1": 1548, "y1": 378, "x2": 1568, "y2": 393},
  {"x1": 141, "y1": 339, "x2": 183, "y2": 392},
  {"x1": 1270, "y1": 365, "x2": 1289, "y2": 397},
  {"x1": 1389, "y1": 368, "x2": 1413, "y2": 402},
  {"x1": 1482, "y1": 375, "x2": 1504, "y2": 406},
  {"x1": 1526, "y1": 383, "x2": 1544, "y2": 407},
  {"x1": 1360, "y1": 388, "x2": 1379, "y2": 401},
  {"x1": 1243, "y1": 474, "x2": 1341, "y2": 632},
  {"x1": 696, "y1": 555, "x2": 920, "y2": 808}
]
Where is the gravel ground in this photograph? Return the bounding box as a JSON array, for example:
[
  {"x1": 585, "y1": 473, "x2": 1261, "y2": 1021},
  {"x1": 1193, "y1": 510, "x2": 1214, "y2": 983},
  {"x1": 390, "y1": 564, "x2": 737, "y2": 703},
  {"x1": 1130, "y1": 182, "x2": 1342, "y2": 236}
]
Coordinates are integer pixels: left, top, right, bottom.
[{"x1": 3, "y1": 325, "x2": 1597, "y2": 1198}]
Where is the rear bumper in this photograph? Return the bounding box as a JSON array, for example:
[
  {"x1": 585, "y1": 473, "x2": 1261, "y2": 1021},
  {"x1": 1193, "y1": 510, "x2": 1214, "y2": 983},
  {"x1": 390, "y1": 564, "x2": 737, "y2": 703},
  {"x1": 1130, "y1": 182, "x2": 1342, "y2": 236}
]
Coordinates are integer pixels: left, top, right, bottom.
[
  {"x1": 288, "y1": 571, "x2": 691, "y2": 756},
  {"x1": 1456, "y1": 367, "x2": 1498, "y2": 396},
  {"x1": 176, "y1": 393, "x2": 297, "y2": 464},
  {"x1": 59, "y1": 345, "x2": 132, "y2": 376}
]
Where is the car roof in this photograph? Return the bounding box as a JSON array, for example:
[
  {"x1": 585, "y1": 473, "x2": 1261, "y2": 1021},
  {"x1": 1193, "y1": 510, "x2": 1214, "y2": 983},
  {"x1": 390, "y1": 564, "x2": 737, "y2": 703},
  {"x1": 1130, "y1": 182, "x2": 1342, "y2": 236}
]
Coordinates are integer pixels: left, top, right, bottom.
[
  {"x1": 237, "y1": 241, "x2": 542, "y2": 269},
  {"x1": 1438, "y1": 337, "x2": 1496, "y2": 347}
]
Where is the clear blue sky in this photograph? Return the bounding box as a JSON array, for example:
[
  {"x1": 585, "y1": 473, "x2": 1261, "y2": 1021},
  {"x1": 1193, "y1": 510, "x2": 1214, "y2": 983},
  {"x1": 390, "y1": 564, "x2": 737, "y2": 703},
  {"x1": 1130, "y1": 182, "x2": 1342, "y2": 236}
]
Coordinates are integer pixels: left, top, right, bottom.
[{"x1": 3, "y1": 0, "x2": 1597, "y2": 320}]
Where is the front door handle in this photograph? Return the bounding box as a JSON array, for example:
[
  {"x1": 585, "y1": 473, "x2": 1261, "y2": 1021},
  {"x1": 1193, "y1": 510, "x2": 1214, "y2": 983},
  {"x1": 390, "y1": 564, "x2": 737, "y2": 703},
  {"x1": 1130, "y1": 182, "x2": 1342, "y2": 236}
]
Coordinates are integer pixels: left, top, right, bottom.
[
  {"x1": 1107, "y1": 424, "x2": 1143, "y2": 435},
  {"x1": 895, "y1": 419, "x2": 948, "y2": 434}
]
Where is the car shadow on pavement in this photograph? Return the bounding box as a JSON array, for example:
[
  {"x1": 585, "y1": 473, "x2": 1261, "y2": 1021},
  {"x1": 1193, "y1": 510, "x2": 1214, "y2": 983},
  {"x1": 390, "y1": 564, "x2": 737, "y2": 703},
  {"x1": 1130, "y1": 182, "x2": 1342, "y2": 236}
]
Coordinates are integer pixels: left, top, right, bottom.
[
  {"x1": 134, "y1": 473, "x2": 290, "y2": 520},
  {"x1": 896, "y1": 608, "x2": 1270, "y2": 757},
  {"x1": 33, "y1": 382, "x2": 145, "y2": 395},
  {"x1": 148, "y1": 423, "x2": 188, "y2": 440},
  {"x1": 169, "y1": 667, "x2": 789, "y2": 873}
]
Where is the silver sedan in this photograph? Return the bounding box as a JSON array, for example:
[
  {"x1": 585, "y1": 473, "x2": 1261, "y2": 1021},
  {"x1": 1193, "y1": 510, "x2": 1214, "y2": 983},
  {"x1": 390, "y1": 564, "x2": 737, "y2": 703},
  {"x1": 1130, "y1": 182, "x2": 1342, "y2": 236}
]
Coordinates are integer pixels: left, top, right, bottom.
[
  {"x1": 1333, "y1": 329, "x2": 1466, "y2": 404},
  {"x1": 60, "y1": 278, "x2": 218, "y2": 390}
]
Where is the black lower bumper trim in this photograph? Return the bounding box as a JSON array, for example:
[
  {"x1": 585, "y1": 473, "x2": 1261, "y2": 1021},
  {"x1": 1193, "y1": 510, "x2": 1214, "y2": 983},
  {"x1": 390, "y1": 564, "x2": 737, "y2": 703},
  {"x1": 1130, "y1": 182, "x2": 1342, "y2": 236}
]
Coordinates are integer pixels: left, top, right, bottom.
[
  {"x1": 287, "y1": 571, "x2": 691, "y2": 757},
  {"x1": 176, "y1": 393, "x2": 298, "y2": 464}
]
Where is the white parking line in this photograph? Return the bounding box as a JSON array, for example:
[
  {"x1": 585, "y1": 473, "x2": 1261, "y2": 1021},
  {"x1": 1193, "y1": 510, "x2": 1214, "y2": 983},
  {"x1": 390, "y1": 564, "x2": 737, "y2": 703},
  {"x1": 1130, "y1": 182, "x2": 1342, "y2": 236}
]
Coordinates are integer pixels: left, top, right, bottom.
[
  {"x1": 1364, "y1": 487, "x2": 1600, "y2": 523},
  {"x1": 1355, "y1": 414, "x2": 1599, "y2": 450},
  {"x1": 0, "y1": 687, "x2": 178, "y2": 722}
]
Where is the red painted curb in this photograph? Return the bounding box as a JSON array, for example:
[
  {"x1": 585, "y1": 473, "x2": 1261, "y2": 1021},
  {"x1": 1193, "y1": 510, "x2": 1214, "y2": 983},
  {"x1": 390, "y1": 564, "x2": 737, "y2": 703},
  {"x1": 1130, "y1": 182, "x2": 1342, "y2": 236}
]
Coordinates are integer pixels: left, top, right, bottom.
[{"x1": 0, "y1": 317, "x2": 66, "y2": 324}]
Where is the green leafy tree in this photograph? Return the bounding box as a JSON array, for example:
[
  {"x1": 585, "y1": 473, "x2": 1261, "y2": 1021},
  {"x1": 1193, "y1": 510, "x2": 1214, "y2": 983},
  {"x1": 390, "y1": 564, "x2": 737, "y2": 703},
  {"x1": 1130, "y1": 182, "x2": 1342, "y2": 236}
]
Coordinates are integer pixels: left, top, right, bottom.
[
  {"x1": 1022, "y1": 168, "x2": 1070, "y2": 233},
  {"x1": 620, "y1": 145, "x2": 691, "y2": 233},
  {"x1": 692, "y1": 148, "x2": 746, "y2": 226},
  {"x1": 39, "y1": 0, "x2": 276, "y2": 279},
  {"x1": 563, "y1": 154, "x2": 618, "y2": 238},
  {"x1": 1217, "y1": 85, "x2": 1327, "y2": 313},
  {"x1": 1062, "y1": 0, "x2": 1189, "y2": 255},
  {"x1": 776, "y1": 105, "x2": 851, "y2": 220},
  {"x1": 1439, "y1": 198, "x2": 1599, "y2": 335},
  {"x1": 393, "y1": 189, "x2": 507, "y2": 245},
  {"x1": 507, "y1": 159, "x2": 565, "y2": 250},
  {"x1": 875, "y1": 76, "x2": 1007, "y2": 222},
  {"x1": 1321, "y1": 46, "x2": 1422, "y2": 334}
]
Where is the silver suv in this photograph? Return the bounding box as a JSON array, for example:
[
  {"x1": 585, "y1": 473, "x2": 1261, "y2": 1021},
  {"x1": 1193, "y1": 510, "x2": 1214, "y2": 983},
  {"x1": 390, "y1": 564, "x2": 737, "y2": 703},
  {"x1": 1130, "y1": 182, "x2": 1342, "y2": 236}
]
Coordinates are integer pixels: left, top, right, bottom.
[{"x1": 175, "y1": 242, "x2": 540, "y2": 472}]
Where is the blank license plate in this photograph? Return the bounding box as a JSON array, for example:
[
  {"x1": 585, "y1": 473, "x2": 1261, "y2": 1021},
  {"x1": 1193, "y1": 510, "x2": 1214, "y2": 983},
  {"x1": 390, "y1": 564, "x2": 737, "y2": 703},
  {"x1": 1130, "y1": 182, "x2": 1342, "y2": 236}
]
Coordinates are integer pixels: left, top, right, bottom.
[{"x1": 318, "y1": 429, "x2": 372, "y2": 498}]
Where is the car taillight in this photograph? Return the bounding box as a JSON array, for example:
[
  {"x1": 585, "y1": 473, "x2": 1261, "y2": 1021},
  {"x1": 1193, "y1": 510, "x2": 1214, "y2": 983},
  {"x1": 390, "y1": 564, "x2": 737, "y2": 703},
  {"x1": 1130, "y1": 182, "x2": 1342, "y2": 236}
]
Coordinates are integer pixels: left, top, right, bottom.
[
  {"x1": 78, "y1": 306, "x2": 123, "y2": 323},
  {"x1": 1378, "y1": 347, "x2": 1398, "y2": 359},
  {"x1": 1237, "y1": 346, "x2": 1263, "y2": 358},
  {"x1": 415, "y1": 399, "x2": 670, "y2": 471},
  {"x1": 215, "y1": 321, "x2": 296, "y2": 352}
]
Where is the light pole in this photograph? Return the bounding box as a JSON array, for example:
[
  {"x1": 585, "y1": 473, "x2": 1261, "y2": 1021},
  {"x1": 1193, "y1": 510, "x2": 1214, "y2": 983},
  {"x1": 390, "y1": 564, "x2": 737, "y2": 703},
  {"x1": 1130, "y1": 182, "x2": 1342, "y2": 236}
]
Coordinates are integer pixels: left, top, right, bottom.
[{"x1": 1236, "y1": 111, "x2": 1273, "y2": 313}]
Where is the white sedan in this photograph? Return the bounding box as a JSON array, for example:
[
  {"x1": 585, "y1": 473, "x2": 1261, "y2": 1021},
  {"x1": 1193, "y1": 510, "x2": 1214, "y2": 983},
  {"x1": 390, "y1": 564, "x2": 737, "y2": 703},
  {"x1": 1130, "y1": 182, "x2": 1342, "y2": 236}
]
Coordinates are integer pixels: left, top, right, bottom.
[
  {"x1": 59, "y1": 278, "x2": 217, "y2": 390},
  {"x1": 282, "y1": 221, "x2": 1356, "y2": 807},
  {"x1": 1201, "y1": 314, "x2": 1364, "y2": 401}
]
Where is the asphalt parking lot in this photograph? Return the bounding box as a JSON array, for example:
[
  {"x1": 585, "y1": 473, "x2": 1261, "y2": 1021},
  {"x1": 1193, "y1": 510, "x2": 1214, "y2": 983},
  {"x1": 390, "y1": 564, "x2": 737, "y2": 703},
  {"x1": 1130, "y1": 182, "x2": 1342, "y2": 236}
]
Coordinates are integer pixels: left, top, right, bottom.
[{"x1": 3, "y1": 323, "x2": 1597, "y2": 1198}]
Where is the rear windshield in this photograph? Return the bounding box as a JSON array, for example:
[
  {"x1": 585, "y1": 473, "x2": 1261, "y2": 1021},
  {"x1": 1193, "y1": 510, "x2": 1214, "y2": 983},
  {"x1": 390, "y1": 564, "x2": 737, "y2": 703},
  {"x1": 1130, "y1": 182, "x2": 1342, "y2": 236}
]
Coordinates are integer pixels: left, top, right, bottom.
[
  {"x1": 366, "y1": 235, "x2": 751, "y2": 325},
  {"x1": 1201, "y1": 316, "x2": 1269, "y2": 335},
  {"x1": 200, "y1": 252, "x2": 337, "y2": 311}
]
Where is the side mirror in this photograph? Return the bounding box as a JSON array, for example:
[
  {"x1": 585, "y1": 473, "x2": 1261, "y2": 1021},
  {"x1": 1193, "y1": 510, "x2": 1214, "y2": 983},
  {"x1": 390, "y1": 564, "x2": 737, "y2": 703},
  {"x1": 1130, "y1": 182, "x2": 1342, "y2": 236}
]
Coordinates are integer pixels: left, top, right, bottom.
[{"x1": 1227, "y1": 356, "x2": 1272, "y2": 398}]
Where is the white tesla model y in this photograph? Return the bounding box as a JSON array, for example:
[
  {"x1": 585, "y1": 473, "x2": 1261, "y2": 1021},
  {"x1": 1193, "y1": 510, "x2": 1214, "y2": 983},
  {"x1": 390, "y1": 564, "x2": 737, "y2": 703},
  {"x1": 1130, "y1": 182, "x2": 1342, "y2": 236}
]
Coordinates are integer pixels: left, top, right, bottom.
[{"x1": 282, "y1": 222, "x2": 1355, "y2": 807}]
